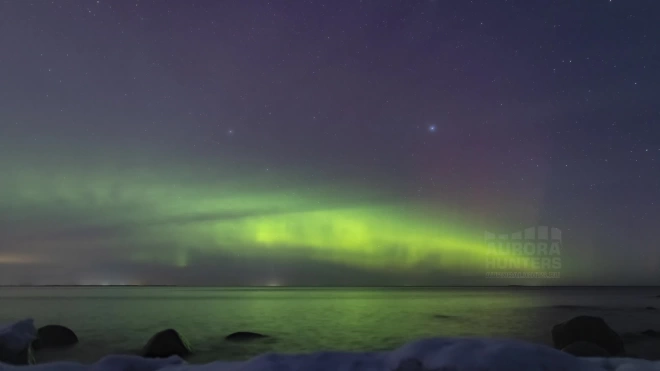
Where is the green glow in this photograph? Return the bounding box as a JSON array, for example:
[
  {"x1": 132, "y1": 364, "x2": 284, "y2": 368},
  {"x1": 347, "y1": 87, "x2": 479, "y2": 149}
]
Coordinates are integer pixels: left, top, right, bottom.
[{"x1": 0, "y1": 143, "x2": 538, "y2": 275}]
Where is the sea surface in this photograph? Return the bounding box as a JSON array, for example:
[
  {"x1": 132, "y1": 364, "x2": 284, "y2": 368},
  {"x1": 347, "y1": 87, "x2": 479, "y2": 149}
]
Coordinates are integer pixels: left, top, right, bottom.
[{"x1": 1, "y1": 287, "x2": 659, "y2": 363}]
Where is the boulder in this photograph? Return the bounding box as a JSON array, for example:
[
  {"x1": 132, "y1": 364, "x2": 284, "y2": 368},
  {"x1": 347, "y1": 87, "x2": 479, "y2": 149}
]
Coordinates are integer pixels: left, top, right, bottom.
[
  {"x1": 32, "y1": 324, "x2": 79, "y2": 350},
  {"x1": 142, "y1": 329, "x2": 191, "y2": 358},
  {"x1": 225, "y1": 331, "x2": 268, "y2": 341},
  {"x1": 0, "y1": 344, "x2": 35, "y2": 365},
  {"x1": 551, "y1": 316, "x2": 625, "y2": 356},
  {"x1": 0, "y1": 319, "x2": 37, "y2": 365},
  {"x1": 561, "y1": 341, "x2": 610, "y2": 357}
]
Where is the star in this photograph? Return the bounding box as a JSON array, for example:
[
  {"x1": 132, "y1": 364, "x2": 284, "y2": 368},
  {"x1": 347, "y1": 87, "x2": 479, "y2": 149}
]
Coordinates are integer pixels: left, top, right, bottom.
[{"x1": 428, "y1": 125, "x2": 437, "y2": 133}]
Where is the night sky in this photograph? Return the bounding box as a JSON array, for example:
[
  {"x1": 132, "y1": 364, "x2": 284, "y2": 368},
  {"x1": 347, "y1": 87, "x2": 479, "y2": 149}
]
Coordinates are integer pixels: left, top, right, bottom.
[{"x1": 1, "y1": 0, "x2": 658, "y2": 286}]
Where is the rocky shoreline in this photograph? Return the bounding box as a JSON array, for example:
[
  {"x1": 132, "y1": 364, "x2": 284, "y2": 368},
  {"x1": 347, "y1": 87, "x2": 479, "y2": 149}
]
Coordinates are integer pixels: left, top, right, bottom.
[
  {"x1": 1, "y1": 315, "x2": 659, "y2": 370},
  {"x1": 0, "y1": 319, "x2": 277, "y2": 365}
]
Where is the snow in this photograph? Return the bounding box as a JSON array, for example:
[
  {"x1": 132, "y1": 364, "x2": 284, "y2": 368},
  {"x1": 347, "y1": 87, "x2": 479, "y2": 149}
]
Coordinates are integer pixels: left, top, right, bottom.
[
  {"x1": 0, "y1": 319, "x2": 37, "y2": 352},
  {"x1": 2, "y1": 319, "x2": 660, "y2": 371}
]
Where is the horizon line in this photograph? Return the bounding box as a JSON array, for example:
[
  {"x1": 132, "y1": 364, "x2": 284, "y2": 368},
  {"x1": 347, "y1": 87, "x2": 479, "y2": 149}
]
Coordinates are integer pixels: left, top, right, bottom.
[{"x1": 1, "y1": 284, "x2": 659, "y2": 288}]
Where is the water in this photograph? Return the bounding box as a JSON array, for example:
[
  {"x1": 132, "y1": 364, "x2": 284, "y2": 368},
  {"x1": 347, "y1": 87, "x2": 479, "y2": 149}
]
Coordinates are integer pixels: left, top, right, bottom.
[{"x1": 1, "y1": 287, "x2": 659, "y2": 363}]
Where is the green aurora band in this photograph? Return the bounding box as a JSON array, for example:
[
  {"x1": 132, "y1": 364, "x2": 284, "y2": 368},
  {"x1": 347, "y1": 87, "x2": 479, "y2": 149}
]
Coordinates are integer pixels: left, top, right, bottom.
[{"x1": 1, "y1": 143, "x2": 538, "y2": 276}]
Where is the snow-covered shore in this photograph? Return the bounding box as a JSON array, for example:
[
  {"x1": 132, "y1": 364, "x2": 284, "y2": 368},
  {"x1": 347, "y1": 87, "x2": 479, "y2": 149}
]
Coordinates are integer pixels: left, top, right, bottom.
[{"x1": 2, "y1": 319, "x2": 660, "y2": 371}]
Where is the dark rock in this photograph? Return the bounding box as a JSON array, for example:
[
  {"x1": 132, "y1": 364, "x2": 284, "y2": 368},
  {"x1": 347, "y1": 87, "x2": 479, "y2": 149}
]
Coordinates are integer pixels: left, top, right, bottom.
[
  {"x1": 561, "y1": 341, "x2": 610, "y2": 357},
  {"x1": 32, "y1": 325, "x2": 78, "y2": 350},
  {"x1": 142, "y1": 329, "x2": 191, "y2": 358},
  {"x1": 0, "y1": 319, "x2": 36, "y2": 365},
  {"x1": 0, "y1": 344, "x2": 35, "y2": 365},
  {"x1": 551, "y1": 316, "x2": 625, "y2": 356},
  {"x1": 225, "y1": 331, "x2": 268, "y2": 341},
  {"x1": 395, "y1": 358, "x2": 424, "y2": 371},
  {"x1": 645, "y1": 306, "x2": 656, "y2": 310},
  {"x1": 641, "y1": 329, "x2": 660, "y2": 338}
]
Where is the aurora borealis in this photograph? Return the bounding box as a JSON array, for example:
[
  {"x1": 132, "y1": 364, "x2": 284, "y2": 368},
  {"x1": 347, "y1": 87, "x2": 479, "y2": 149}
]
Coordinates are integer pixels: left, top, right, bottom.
[
  {"x1": 1, "y1": 1, "x2": 659, "y2": 285},
  {"x1": 1, "y1": 143, "x2": 514, "y2": 283}
]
